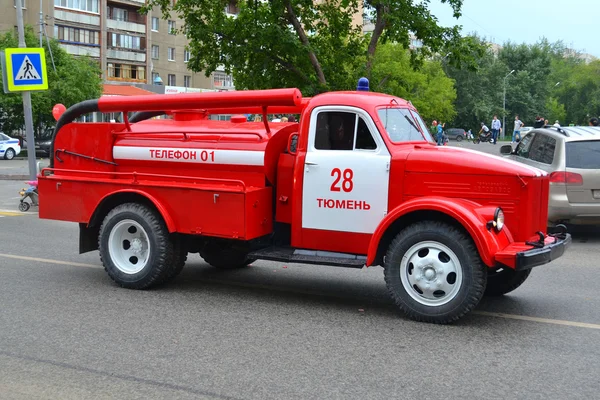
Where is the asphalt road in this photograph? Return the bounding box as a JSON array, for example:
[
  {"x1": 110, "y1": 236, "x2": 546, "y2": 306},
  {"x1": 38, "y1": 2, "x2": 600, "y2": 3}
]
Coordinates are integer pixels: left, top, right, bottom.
[{"x1": 1, "y1": 180, "x2": 600, "y2": 399}]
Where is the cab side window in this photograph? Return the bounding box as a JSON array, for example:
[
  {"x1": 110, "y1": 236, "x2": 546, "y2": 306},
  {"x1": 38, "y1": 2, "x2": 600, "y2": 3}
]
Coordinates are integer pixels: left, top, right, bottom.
[{"x1": 314, "y1": 111, "x2": 377, "y2": 151}]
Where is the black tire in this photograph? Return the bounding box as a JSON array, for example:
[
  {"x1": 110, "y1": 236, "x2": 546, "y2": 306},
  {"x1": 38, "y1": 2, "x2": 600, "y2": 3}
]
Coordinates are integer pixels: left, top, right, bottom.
[
  {"x1": 164, "y1": 237, "x2": 187, "y2": 282},
  {"x1": 98, "y1": 203, "x2": 176, "y2": 289},
  {"x1": 18, "y1": 202, "x2": 29, "y2": 212},
  {"x1": 4, "y1": 148, "x2": 16, "y2": 160},
  {"x1": 201, "y1": 245, "x2": 255, "y2": 269},
  {"x1": 456, "y1": 135, "x2": 463, "y2": 142},
  {"x1": 473, "y1": 139, "x2": 480, "y2": 144},
  {"x1": 484, "y1": 268, "x2": 531, "y2": 296},
  {"x1": 384, "y1": 221, "x2": 486, "y2": 324}
]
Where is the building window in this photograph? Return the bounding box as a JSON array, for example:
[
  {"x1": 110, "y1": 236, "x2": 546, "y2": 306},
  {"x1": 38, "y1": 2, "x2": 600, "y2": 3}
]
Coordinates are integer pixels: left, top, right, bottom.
[
  {"x1": 151, "y1": 45, "x2": 159, "y2": 59},
  {"x1": 107, "y1": 63, "x2": 145, "y2": 81},
  {"x1": 108, "y1": 32, "x2": 145, "y2": 51},
  {"x1": 184, "y1": 50, "x2": 190, "y2": 62},
  {"x1": 168, "y1": 47, "x2": 175, "y2": 61},
  {"x1": 184, "y1": 75, "x2": 191, "y2": 88},
  {"x1": 168, "y1": 74, "x2": 176, "y2": 86},
  {"x1": 168, "y1": 20, "x2": 176, "y2": 34},
  {"x1": 54, "y1": 0, "x2": 99, "y2": 14},
  {"x1": 151, "y1": 17, "x2": 159, "y2": 31},
  {"x1": 213, "y1": 72, "x2": 233, "y2": 88},
  {"x1": 54, "y1": 25, "x2": 100, "y2": 45}
]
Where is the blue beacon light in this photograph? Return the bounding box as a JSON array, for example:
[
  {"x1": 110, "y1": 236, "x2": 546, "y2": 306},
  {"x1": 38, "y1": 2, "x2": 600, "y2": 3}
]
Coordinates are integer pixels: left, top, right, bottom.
[{"x1": 356, "y1": 77, "x2": 369, "y2": 91}]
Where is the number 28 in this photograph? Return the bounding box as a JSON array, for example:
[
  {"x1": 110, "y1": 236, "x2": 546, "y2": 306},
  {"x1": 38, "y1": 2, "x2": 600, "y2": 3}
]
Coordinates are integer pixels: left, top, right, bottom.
[{"x1": 330, "y1": 168, "x2": 353, "y2": 192}]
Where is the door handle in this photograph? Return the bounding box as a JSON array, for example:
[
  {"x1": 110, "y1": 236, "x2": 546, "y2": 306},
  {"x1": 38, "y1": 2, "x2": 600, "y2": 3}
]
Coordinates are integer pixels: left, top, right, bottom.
[{"x1": 305, "y1": 161, "x2": 318, "y2": 165}]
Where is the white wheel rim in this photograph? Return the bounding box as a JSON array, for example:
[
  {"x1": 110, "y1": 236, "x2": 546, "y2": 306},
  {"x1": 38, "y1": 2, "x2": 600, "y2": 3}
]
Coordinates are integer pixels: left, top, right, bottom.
[
  {"x1": 108, "y1": 219, "x2": 151, "y2": 274},
  {"x1": 400, "y1": 241, "x2": 463, "y2": 306},
  {"x1": 6, "y1": 150, "x2": 14, "y2": 160}
]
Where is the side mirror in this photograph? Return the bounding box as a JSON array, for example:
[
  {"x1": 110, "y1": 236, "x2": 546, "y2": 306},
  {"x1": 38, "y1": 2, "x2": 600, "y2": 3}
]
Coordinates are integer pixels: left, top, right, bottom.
[
  {"x1": 500, "y1": 144, "x2": 513, "y2": 155},
  {"x1": 287, "y1": 133, "x2": 298, "y2": 155}
]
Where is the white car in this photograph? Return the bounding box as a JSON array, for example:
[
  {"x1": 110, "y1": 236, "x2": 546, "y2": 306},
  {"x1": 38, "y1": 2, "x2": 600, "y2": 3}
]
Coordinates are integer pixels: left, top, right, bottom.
[{"x1": 0, "y1": 132, "x2": 21, "y2": 160}]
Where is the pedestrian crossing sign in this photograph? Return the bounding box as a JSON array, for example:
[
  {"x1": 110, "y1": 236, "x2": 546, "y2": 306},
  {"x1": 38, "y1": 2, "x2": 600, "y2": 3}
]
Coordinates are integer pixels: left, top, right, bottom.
[{"x1": 2, "y1": 48, "x2": 48, "y2": 92}]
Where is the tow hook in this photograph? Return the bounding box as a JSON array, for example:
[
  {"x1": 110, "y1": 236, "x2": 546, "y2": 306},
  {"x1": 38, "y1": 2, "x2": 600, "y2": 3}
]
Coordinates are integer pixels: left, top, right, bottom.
[{"x1": 525, "y1": 231, "x2": 546, "y2": 248}]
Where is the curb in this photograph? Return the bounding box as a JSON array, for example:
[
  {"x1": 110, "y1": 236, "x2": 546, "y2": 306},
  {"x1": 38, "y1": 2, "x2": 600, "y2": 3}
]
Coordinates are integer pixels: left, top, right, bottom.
[{"x1": 0, "y1": 175, "x2": 30, "y2": 180}]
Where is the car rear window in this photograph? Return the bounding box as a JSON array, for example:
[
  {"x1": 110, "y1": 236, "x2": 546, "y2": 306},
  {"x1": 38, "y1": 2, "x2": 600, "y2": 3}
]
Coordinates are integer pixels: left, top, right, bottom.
[{"x1": 566, "y1": 141, "x2": 600, "y2": 169}]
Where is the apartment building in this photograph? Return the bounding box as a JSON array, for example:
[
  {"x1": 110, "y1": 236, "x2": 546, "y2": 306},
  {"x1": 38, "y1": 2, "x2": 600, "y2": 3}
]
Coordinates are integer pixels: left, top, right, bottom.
[{"x1": 3, "y1": 0, "x2": 234, "y2": 93}]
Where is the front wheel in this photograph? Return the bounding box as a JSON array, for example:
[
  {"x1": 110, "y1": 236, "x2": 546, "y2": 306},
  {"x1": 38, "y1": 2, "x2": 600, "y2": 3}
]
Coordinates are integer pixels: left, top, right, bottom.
[
  {"x1": 384, "y1": 221, "x2": 486, "y2": 324},
  {"x1": 99, "y1": 203, "x2": 176, "y2": 289},
  {"x1": 484, "y1": 267, "x2": 531, "y2": 296},
  {"x1": 18, "y1": 201, "x2": 29, "y2": 212},
  {"x1": 456, "y1": 135, "x2": 463, "y2": 142}
]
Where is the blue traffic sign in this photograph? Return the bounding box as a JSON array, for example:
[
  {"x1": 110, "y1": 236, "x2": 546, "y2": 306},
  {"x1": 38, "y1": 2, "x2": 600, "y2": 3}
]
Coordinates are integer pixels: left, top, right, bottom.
[{"x1": 2, "y1": 48, "x2": 48, "y2": 92}]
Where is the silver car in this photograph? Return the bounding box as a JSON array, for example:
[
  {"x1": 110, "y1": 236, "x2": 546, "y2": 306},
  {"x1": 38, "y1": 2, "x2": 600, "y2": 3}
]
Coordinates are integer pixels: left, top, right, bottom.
[{"x1": 500, "y1": 126, "x2": 600, "y2": 226}]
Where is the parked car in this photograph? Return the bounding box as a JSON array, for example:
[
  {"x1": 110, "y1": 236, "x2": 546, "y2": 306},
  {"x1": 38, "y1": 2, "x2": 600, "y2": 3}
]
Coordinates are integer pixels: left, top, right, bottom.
[
  {"x1": 34, "y1": 128, "x2": 54, "y2": 156},
  {"x1": 517, "y1": 126, "x2": 533, "y2": 140},
  {"x1": 445, "y1": 128, "x2": 466, "y2": 141},
  {"x1": 0, "y1": 132, "x2": 21, "y2": 160},
  {"x1": 500, "y1": 125, "x2": 600, "y2": 226}
]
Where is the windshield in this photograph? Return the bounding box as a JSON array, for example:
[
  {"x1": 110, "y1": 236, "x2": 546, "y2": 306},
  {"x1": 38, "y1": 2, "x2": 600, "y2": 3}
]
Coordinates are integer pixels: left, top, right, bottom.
[{"x1": 377, "y1": 107, "x2": 433, "y2": 143}]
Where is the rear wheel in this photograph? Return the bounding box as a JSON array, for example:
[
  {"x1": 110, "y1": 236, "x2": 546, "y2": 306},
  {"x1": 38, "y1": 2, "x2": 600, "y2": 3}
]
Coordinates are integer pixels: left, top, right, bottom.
[
  {"x1": 18, "y1": 201, "x2": 29, "y2": 212},
  {"x1": 4, "y1": 148, "x2": 15, "y2": 160},
  {"x1": 99, "y1": 203, "x2": 176, "y2": 289},
  {"x1": 484, "y1": 267, "x2": 531, "y2": 296},
  {"x1": 456, "y1": 135, "x2": 463, "y2": 142},
  {"x1": 201, "y1": 244, "x2": 255, "y2": 269},
  {"x1": 384, "y1": 221, "x2": 486, "y2": 324}
]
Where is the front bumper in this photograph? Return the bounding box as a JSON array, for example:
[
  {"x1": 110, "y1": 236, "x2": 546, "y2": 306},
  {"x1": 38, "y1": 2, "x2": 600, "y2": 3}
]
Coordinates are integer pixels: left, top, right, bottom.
[{"x1": 515, "y1": 233, "x2": 572, "y2": 271}]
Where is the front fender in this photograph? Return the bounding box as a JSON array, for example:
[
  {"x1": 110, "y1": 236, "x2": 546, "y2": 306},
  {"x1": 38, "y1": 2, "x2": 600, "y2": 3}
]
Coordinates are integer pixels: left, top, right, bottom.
[{"x1": 366, "y1": 197, "x2": 513, "y2": 267}]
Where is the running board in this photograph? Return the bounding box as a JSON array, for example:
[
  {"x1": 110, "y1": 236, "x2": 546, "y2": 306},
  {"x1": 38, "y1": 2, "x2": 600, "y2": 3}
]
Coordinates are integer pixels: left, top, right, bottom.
[{"x1": 248, "y1": 246, "x2": 366, "y2": 268}]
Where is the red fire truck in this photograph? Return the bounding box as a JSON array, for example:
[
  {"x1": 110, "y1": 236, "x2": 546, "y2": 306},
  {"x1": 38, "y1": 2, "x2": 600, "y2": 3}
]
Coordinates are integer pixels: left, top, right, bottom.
[{"x1": 39, "y1": 80, "x2": 571, "y2": 324}]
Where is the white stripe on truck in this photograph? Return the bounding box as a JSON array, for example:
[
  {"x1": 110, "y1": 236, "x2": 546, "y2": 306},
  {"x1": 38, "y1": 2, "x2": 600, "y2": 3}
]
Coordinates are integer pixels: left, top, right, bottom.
[{"x1": 112, "y1": 146, "x2": 265, "y2": 166}]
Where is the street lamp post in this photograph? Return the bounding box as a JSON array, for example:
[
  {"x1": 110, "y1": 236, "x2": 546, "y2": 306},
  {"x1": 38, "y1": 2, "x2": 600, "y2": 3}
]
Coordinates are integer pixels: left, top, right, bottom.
[{"x1": 503, "y1": 69, "x2": 515, "y2": 140}]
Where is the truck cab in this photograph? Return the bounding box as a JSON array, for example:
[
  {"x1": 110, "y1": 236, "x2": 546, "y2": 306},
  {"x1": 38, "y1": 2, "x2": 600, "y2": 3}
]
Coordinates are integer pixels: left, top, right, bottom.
[{"x1": 38, "y1": 83, "x2": 571, "y2": 324}]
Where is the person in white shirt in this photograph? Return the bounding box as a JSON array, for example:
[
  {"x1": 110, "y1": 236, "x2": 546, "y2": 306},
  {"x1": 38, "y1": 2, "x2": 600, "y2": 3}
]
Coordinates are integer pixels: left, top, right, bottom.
[
  {"x1": 553, "y1": 120, "x2": 561, "y2": 127},
  {"x1": 512, "y1": 115, "x2": 524, "y2": 143}
]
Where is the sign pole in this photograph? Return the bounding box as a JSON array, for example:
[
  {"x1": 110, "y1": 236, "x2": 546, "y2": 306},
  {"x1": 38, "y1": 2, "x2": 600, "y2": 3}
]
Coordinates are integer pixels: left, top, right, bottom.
[{"x1": 15, "y1": 0, "x2": 38, "y2": 181}]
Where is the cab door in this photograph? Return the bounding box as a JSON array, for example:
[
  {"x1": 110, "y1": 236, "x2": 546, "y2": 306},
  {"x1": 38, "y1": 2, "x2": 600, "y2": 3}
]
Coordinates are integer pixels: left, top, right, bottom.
[{"x1": 300, "y1": 106, "x2": 391, "y2": 254}]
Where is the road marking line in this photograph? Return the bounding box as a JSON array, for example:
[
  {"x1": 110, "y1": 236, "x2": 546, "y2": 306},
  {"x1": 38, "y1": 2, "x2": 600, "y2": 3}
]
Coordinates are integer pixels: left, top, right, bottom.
[
  {"x1": 2, "y1": 252, "x2": 600, "y2": 330},
  {"x1": 0, "y1": 211, "x2": 24, "y2": 216},
  {"x1": 474, "y1": 311, "x2": 600, "y2": 330},
  {"x1": 0, "y1": 253, "x2": 100, "y2": 269}
]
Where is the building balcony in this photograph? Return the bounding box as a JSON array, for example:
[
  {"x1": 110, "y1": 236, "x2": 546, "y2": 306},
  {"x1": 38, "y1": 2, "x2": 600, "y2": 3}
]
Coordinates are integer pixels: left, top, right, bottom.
[
  {"x1": 107, "y1": 48, "x2": 146, "y2": 63},
  {"x1": 108, "y1": 0, "x2": 146, "y2": 6},
  {"x1": 107, "y1": 18, "x2": 146, "y2": 34},
  {"x1": 54, "y1": 9, "x2": 100, "y2": 26},
  {"x1": 59, "y1": 43, "x2": 100, "y2": 58}
]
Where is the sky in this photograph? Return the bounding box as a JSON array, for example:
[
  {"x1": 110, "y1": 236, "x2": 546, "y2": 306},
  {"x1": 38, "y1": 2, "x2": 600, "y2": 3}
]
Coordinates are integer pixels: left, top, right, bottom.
[{"x1": 427, "y1": 0, "x2": 598, "y2": 57}]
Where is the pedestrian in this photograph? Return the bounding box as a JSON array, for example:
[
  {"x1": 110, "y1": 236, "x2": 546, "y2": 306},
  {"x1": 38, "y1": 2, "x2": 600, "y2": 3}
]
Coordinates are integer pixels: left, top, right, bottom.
[
  {"x1": 534, "y1": 116, "x2": 544, "y2": 128},
  {"x1": 436, "y1": 121, "x2": 444, "y2": 146},
  {"x1": 491, "y1": 115, "x2": 501, "y2": 144},
  {"x1": 553, "y1": 120, "x2": 560, "y2": 127},
  {"x1": 512, "y1": 115, "x2": 524, "y2": 143},
  {"x1": 589, "y1": 117, "x2": 599, "y2": 126},
  {"x1": 466, "y1": 129, "x2": 474, "y2": 139},
  {"x1": 288, "y1": 115, "x2": 297, "y2": 122}
]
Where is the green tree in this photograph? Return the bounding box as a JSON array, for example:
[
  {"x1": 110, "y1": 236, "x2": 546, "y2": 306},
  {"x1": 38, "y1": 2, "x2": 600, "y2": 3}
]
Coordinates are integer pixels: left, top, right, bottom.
[
  {"x1": 553, "y1": 59, "x2": 600, "y2": 124},
  {"x1": 371, "y1": 42, "x2": 456, "y2": 123},
  {"x1": 143, "y1": 0, "x2": 481, "y2": 95},
  {"x1": 0, "y1": 26, "x2": 102, "y2": 136}
]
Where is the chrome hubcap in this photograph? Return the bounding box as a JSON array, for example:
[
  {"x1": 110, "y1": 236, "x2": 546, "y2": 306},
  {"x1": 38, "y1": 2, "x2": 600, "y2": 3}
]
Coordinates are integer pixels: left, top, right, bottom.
[
  {"x1": 400, "y1": 241, "x2": 463, "y2": 306},
  {"x1": 108, "y1": 219, "x2": 151, "y2": 274}
]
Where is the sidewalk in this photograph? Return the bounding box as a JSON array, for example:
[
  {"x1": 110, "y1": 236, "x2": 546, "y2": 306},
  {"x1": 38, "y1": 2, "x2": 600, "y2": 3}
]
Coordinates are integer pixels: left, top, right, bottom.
[{"x1": 0, "y1": 158, "x2": 49, "y2": 180}]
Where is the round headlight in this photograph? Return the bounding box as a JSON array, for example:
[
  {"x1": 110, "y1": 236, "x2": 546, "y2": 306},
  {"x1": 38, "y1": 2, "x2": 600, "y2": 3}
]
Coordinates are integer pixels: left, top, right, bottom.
[{"x1": 494, "y1": 207, "x2": 504, "y2": 231}]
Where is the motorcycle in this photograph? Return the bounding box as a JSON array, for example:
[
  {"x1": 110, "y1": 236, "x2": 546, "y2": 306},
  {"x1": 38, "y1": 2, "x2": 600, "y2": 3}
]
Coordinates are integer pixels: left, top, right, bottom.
[
  {"x1": 18, "y1": 180, "x2": 38, "y2": 212},
  {"x1": 473, "y1": 130, "x2": 492, "y2": 144}
]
